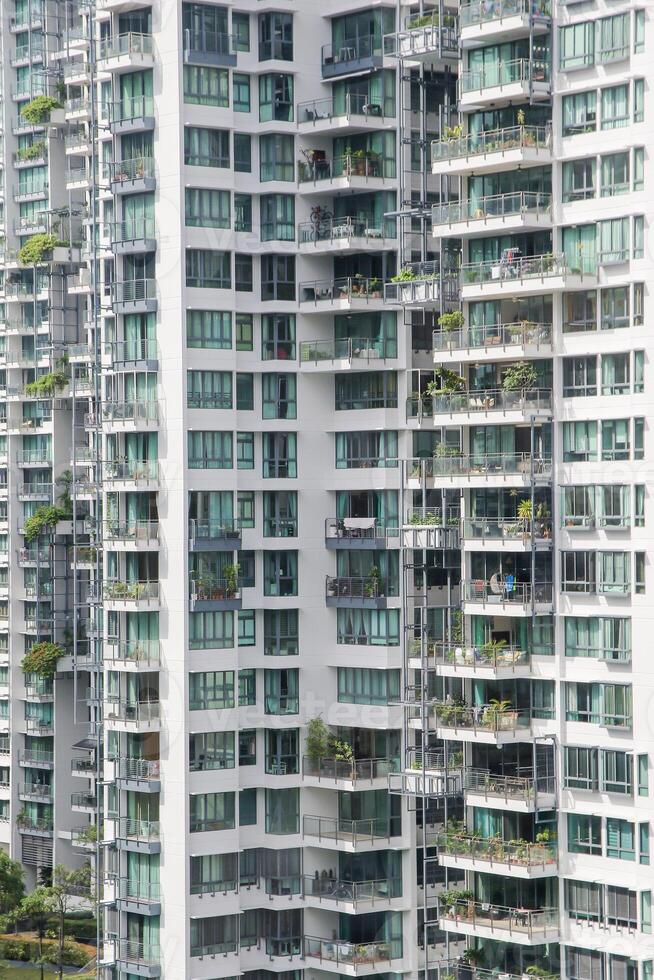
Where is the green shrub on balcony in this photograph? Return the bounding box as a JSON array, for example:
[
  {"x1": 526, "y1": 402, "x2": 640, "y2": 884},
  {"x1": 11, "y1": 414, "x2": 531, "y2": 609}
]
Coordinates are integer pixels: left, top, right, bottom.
[
  {"x1": 438, "y1": 310, "x2": 464, "y2": 332},
  {"x1": 25, "y1": 369, "x2": 69, "y2": 397},
  {"x1": 23, "y1": 504, "x2": 70, "y2": 542},
  {"x1": 17, "y1": 140, "x2": 46, "y2": 162},
  {"x1": 20, "y1": 95, "x2": 63, "y2": 125},
  {"x1": 19, "y1": 233, "x2": 65, "y2": 266},
  {"x1": 21, "y1": 641, "x2": 64, "y2": 677}
]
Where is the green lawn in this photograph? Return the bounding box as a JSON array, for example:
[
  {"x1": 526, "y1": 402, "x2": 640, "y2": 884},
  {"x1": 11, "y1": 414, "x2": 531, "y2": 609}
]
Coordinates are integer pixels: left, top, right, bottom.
[{"x1": 0, "y1": 965, "x2": 94, "y2": 979}]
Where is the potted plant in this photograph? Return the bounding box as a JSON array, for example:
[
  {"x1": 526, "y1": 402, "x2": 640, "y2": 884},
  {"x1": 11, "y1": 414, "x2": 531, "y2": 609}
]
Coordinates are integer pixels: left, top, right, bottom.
[
  {"x1": 364, "y1": 565, "x2": 381, "y2": 597},
  {"x1": 223, "y1": 563, "x2": 240, "y2": 598},
  {"x1": 438, "y1": 310, "x2": 464, "y2": 334}
]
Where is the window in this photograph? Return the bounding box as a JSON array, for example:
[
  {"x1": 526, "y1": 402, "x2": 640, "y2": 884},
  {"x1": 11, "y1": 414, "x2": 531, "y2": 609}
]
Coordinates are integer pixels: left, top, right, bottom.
[
  {"x1": 601, "y1": 419, "x2": 630, "y2": 461},
  {"x1": 599, "y1": 217, "x2": 629, "y2": 264},
  {"x1": 185, "y1": 188, "x2": 230, "y2": 228},
  {"x1": 634, "y1": 352, "x2": 644, "y2": 394},
  {"x1": 190, "y1": 791, "x2": 235, "y2": 832},
  {"x1": 567, "y1": 948, "x2": 603, "y2": 980},
  {"x1": 190, "y1": 913, "x2": 237, "y2": 956},
  {"x1": 336, "y1": 430, "x2": 398, "y2": 468},
  {"x1": 565, "y1": 746, "x2": 598, "y2": 790},
  {"x1": 607, "y1": 818, "x2": 635, "y2": 860},
  {"x1": 238, "y1": 609, "x2": 255, "y2": 646},
  {"x1": 261, "y1": 255, "x2": 295, "y2": 301},
  {"x1": 601, "y1": 84, "x2": 629, "y2": 129},
  {"x1": 190, "y1": 853, "x2": 238, "y2": 894},
  {"x1": 263, "y1": 432, "x2": 297, "y2": 478},
  {"x1": 189, "y1": 670, "x2": 234, "y2": 710},
  {"x1": 236, "y1": 373, "x2": 254, "y2": 411},
  {"x1": 186, "y1": 309, "x2": 231, "y2": 349},
  {"x1": 184, "y1": 126, "x2": 229, "y2": 168},
  {"x1": 260, "y1": 195, "x2": 295, "y2": 242},
  {"x1": 259, "y1": 11, "x2": 293, "y2": 61},
  {"x1": 265, "y1": 787, "x2": 298, "y2": 834},
  {"x1": 235, "y1": 253, "x2": 253, "y2": 292},
  {"x1": 635, "y1": 417, "x2": 645, "y2": 459},
  {"x1": 633, "y1": 215, "x2": 644, "y2": 259},
  {"x1": 233, "y1": 72, "x2": 250, "y2": 112},
  {"x1": 636, "y1": 552, "x2": 646, "y2": 594},
  {"x1": 602, "y1": 750, "x2": 633, "y2": 794},
  {"x1": 189, "y1": 731, "x2": 235, "y2": 771},
  {"x1": 639, "y1": 755, "x2": 649, "y2": 797},
  {"x1": 600, "y1": 152, "x2": 629, "y2": 196},
  {"x1": 601, "y1": 287, "x2": 629, "y2": 330},
  {"x1": 262, "y1": 373, "x2": 296, "y2": 419},
  {"x1": 601, "y1": 353, "x2": 629, "y2": 395},
  {"x1": 239, "y1": 788, "x2": 257, "y2": 826},
  {"x1": 237, "y1": 491, "x2": 255, "y2": 529},
  {"x1": 234, "y1": 193, "x2": 252, "y2": 232},
  {"x1": 259, "y1": 134, "x2": 294, "y2": 182},
  {"x1": 235, "y1": 313, "x2": 253, "y2": 351},
  {"x1": 183, "y1": 65, "x2": 228, "y2": 106},
  {"x1": 634, "y1": 283, "x2": 644, "y2": 325},
  {"x1": 188, "y1": 431, "x2": 233, "y2": 469},
  {"x1": 337, "y1": 608, "x2": 400, "y2": 646},
  {"x1": 264, "y1": 609, "x2": 298, "y2": 656},
  {"x1": 187, "y1": 370, "x2": 232, "y2": 409},
  {"x1": 263, "y1": 490, "x2": 297, "y2": 537},
  {"x1": 189, "y1": 610, "x2": 233, "y2": 649},
  {"x1": 560, "y1": 22, "x2": 595, "y2": 68},
  {"x1": 259, "y1": 74, "x2": 293, "y2": 122},
  {"x1": 598, "y1": 13, "x2": 629, "y2": 63},
  {"x1": 563, "y1": 356, "x2": 597, "y2": 397},
  {"x1": 562, "y1": 90, "x2": 596, "y2": 136},
  {"x1": 568, "y1": 813, "x2": 602, "y2": 855},
  {"x1": 233, "y1": 11, "x2": 250, "y2": 51},
  {"x1": 238, "y1": 669, "x2": 256, "y2": 706},
  {"x1": 262, "y1": 314, "x2": 295, "y2": 360},
  {"x1": 239, "y1": 730, "x2": 256, "y2": 766},
  {"x1": 186, "y1": 249, "x2": 231, "y2": 289},
  {"x1": 338, "y1": 667, "x2": 400, "y2": 705},
  {"x1": 263, "y1": 551, "x2": 298, "y2": 596},
  {"x1": 635, "y1": 9, "x2": 645, "y2": 53},
  {"x1": 634, "y1": 147, "x2": 644, "y2": 191},
  {"x1": 563, "y1": 159, "x2": 595, "y2": 201},
  {"x1": 641, "y1": 823, "x2": 650, "y2": 865},
  {"x1": 566, "y1": 879, "x2": 601, "y2": 921},
  {"x1": 233, "y1": 133, "x2": 251, "y2": 173},
  {"x1": 238, "y1": 552, "x2": 255, "y2": 589},
  {"x1": 264, "y1": 667, "x2": 298, "y2": 714},
  {"x1": 642, "y1": 893, "x2": 652, "y2": 935},
  {"x1": 564, "y1": 290, "x2": 597, "y2": 332},
  {"x1": 236, "y1": 432, "x2": 254, "y2": 470},
  {"x1": 634, "y1": 78, "x2": 645, "y2": 123}
]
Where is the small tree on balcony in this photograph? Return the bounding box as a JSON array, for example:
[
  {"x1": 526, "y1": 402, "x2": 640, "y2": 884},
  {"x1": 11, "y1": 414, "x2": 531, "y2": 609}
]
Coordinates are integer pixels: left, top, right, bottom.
[
  {"x1": 18, "y1": 233, "x2": 64, "y2": 266},
  {"x1": 23, "y1": 504, "x2": 70, "y2": 542},
  {"x1": 305, "y1": 716, "x2": 330, "y2": 762},
  {"x1": 21, "y1": 642, "x2": 64, "y2": 677},
  {"x1": 20, "y1": 96, "x2": 62, "y2": 125}
]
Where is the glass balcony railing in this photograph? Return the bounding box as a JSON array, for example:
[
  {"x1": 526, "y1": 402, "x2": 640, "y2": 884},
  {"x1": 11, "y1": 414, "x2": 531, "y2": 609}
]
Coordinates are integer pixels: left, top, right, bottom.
[
  {"x1": 109, "y1": 156, "x2": 155, "y2": 184},
  {"x1": 303, "y1": 875, "x2": 401, "y2": 906},
  {"x1": 433, "y1": 321, "x2": 552, "y2": 351},
  {"x1": 303, "y1": 814, "x2": 398, "y2": 845},
  {"x1": 305, "y1": 936, "x2": 395, "y2": 966},
  {"x1": 299, "y1": 154, "x2": 388, "y2": 183},
  {"x1": 105, "y1": 697, "x2": 160, "y2": 723},
  {"x1": 419, "y1": 641, "x2": 530, "y2": 671},
  {"x1": 299, "y1": 277, "x2": 384, "y2": 303},
  {"x1": 297, "y1": 92, "x2": 390, "y2": 124},
  {"x1": 440, "y1": 899, "x2": 558, "y2": 939},
  {"x1": 409, "y1": 388, "x2": 552, "y2": 418},
  {"x1": 300, "y1": 338, "x2": 392, "y2": 364},
  {"x1": 461, "y1": 0, "x2": 551, "y2": 27},
  {"x1": 406, "y1": 453, "x2": 551, "y2": 480},
  {"x1": 321, "y1": 34, "x2": 383, "y2": 76},
  {"x1": 326, "y1": 575, "x2": 397, "y2": 599},
  {"x1": 112, "y1": 278, "x2": 156, "y2": 306},
  {"x1": 114, "y1": 876, "x2": 160, "y2": 903},
  {"x1": 462, "y1": 517, "x2": 553, "y2": 542},
  {"x1": 103, "y1": 520, "x2": 159, "y2": 543},
  {"x1": 436, "y1": 834, "x2": 557, "y2": 868},
  {"x1": 114, "y1": 757, "x2": 160, "y2": 781},
  {"x1": 116, "y1": 816, "x2": 160, "y2": 842},
  {"x1": 464, "y1": 768, "x2": 556, "y2": 801},
  {"x1": 103, "y1": 458, "x2": 158, "y2": 482},
  {"x1": 430, "y1": 702, "x2": 533, "y2": 734},
  {"x1": 302, "y1": 756, "x2": 399, "y2": 781},
  {"x1": 433, "y1": 191, "x2": 551, "y2": 226},
  {"x1": 433, "y1": 124, "x2": 550, "y2": 163},
  {"x1": 103, "y1": 580, "x2": 159, "y2": 602},
  {"x1": 463, "y1": 580, "x2": 553, "y2": 605},
  {"x1": 109, "y1": 95, "x2": 154, "y2": 126},
  {"x1": 97, "y1": 32, "x2": 153, "y2": 61},
  {"x1": 299, "y1": 216, "x2": 392, "y2": 246},
  {"x1": 102, "y1": 400, "x2": 159, "y2": 424},
  {"x1": 460, "y1": 58, "x2": 550, "y2": 94}
]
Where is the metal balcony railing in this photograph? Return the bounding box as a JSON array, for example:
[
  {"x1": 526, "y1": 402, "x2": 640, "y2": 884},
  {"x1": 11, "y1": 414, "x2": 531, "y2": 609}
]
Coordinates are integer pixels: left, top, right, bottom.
[
  {"x1": 105, "y1": 698, "x2": 160, "y2": 723},
  {"x1": 116, "y1": 816, "x2": 160, "y2": 842},
  {"x1": 303, "y1": 814, "x2": 397, "y2": 844},
  {"x1": 299, "y1": 277, "x2": 384, "y2": 304},
  {"x1": 297, "y1": 92, "x2": 389, "y2": 124},
  {"x1": 103, "y1": 520, "x2": 159, "y2": 543},
  {"x1": 300, "y1": 338, "x2": 392, "y2": 364},
  {"x1": 463, "y1": 580, "x2": 553, "y2": 605},
  {"x1": 431, "y1": 702, "x2": 532, "y2": 734},
  {"x1": 409, "y1": 388, "x2": 552, "y2": 419},
  {"x1": 326, "y1": 575, "x2": 397, "y2": 599},
  {"x1": 405, "y1": 453, "x2": 551, "y2": 480},
  {"x1": 304, "y1": 936, "x2": 393, "y2": 967},
  {"x1": 102, "y1": 400, "x2": 159, "y2": 424},
  {"x1": 114, "y1": 757, "x2": 160, "y2": 781},
  {"x1": 112, "y1": 278, "x2": 156, "y2": 305},
  {"x1": 461, "y1": 517, "x2": 553, "y2": 542},
  {"x1": 460, "y1": 57, "x2": 550, "y2": 94},
  {"x1": 464, "y1": 768, "x2": 556, "y2": 801},
  {"x1": 461, "y1": 251, "x2": 595, "y2": 284},
  {"x1": 303, "y1": 875, "x2": 401, "y2": 906},
  {"x1": 302, "y1": 756, "x2": 399, "y2": 782},
  {"x1": 298, "y1": 216, "x2": 390, "y2": 246},
  {"x1": 103, "y1": 580, "x2": 159, "y2": 602},
  {"x1": 113, "y1": 876, "x2": 160, "y2": 903},
  {"x1": 435, "y1": 833, "x2": 557, "y2": 868},
  {"x1": 440, "y1": 900, "x2": 558, "y2": 939},
  {"x1": 103, "y1": 459, "x2": 158, "y2": 482},
  {"x1": 97, "y1": 32, "x2": 153, "y2": 60},
  {"x1": 433, "y1": 321, "x2": 552, "y2": 351},
  {"x1": 109, "y1": 95, "x2": 154, "y2": 125},
  {"x1": 421, "y1": 642, "x2": 530, "y2": 671},
  {"x1": 432, "y1": 125, "x2": 550, "y2": 163},
  {"x1": 461, "y1": 0, "x2": 551, "y2": 28},
  {"x1": 433, "y1": 191, "x2": 551, "y2": 226}
]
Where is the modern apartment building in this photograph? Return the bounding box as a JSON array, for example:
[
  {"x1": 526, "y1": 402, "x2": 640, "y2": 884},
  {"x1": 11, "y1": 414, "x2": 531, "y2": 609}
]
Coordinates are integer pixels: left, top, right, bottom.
[{"x1": 0, "y1": 0, "x2": 652, "y2": 979}]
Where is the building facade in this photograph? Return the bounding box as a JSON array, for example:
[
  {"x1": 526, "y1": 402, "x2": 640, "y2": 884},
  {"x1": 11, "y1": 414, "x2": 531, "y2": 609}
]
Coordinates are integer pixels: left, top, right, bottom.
[{"x1": 0, "y1": 1, "x2": 652, "y2": 980}]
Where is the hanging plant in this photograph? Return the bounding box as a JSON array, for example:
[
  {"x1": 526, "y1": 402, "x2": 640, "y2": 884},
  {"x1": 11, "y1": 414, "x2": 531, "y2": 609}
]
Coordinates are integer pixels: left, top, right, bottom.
[
  {"x1": 20, "y1": 96, "x2": 63, "y2": 125},
  {"x1": 21, "y1": 641, "x2": 64, "y2": 677}
]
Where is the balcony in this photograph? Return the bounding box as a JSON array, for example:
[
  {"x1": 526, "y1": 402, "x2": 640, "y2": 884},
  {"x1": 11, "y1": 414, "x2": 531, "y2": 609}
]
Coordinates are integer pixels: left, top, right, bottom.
[
  {"x1": 304, "y1": 936, "x2": 400, "y2": 976},
  {"x1": 299, "y1": 338, "x2": 394, "y2": 372},
  {"x1": 461, "y1": 517, "x2": 552, "y2": 550},
  {"x1": 424, "y1": 702, "x2": 536, "y2": 744},
  {"x1": 434, "y1": 321, "x2": 552, "y2": 360},
  {"x1": 384, "y1": 265, "x2": 459, "y2": 307},
  {"x1": 321, "y1": 35, "x2": 383, "y2": 79},
  {"x1": 460, "y1": 0, "x2": 552, "y2": 44},
  {"x1": 464, "y1": 768, "x2": 556, "y2": 812},
  {"x1": 297, "y1": 93, "x2": 394, "y2": 136},
  {"x1": 105, "y1": 698, "x2": 160, "y2": 733},
  {"x1": 114, "y1": 939, "x2": 160, "y2": 977},
  {"x1": 71, "y1": 791, "x2": 96, "y2": 812},
  {"x1": 462, "y1": 579, "x2": 553, "y2": 613},
  {"x1": 405, "y1": 453, "x2": 552, "y2": 489},
  {"x1": 17, "y1": 817, "x2": 53, "y2": 836},
  {"x1": 183, "y1": 26, "x2": 236, "y2": 66},
  {"x1": 326, "y1": 576, "x2": 397, "y2": 609},
  {"x1": 109, "y1": 156, "x2": 156, "y2": 195},
  {"x1": 298, "y1": 155, "x2": 390, "y2": 194},
  {"x1": 19, "y1": 782, "x2": 53, "y2": 803},
  {"x1": 432, "y1": 192, "x2": 552, "y2": 238},
  {"x1": 303, "y1": 814, "x2": 400, "y2": 852},
  {"x1": 302, "y1": 756, "x2": 398, "y2": 788},
  {"x1": 298, "y1": 217, "x2": 395, "y2": 255},
  {"x1": 65, "y1": 96, "x2": 92, "y2": 122},
  {"x1": 384, "y1": 18, "x2": 458, "y2": 61},
  {"x1": 413, "y1": 641, "x2": 531, "y2": 679},
  {"x1": 19, "y1": 750, "x2": 54, "y2": 769},
  {"x1": 435, "y1": 833, "x2": 557, "y2": 878},
  {"x1": 103, "y1": 580, "x2": 159, "y2": 609},
  {"x1": 104, "y1": 339, "x2": 158, "y2": 370},
  {"x1": 71, "y1": 757, "x2": 97, "y2": 777},
  {"x1": 432, "y1": 125, "x2": 551, "y2": 177},
  {"x1": 97, "y1": 32, "x2": 154, "y2": 71},
  {"x1": 110, "y1": 219, "x2": 156, "y2": 255},
  {"x1": 409, "y1": 387, "x2": 552, "y2": 424},
  {"x1": 303, "y1": 874, "x2": 402, "y2": 913},
  {"x1": 188, "y1": 519, "x2": 241, "y2": 551},
  {"x1": 190, "y1": 576, "x2": 241, "y2": 611},
  {"x1": 112, "y1": 278, "x2": 157, "y2": 313},
  {"x1": 462, "y1": 251, "x2": 596, "y2": 299},
  {"x1": 459, "y1": 58, "x2": 551, "y2": 109},
  {"x1": 103, "y1": 520, "x2": 159, "y2": 549},
  {"x1": 299, "y1": 277, "x2": 385, "y2": 312},
  {"x1": 440, "y1": 900, "x2": 558, "y2": 944},
  {"x1": 325, "y1": 518, "x2": 397, "y2": 550},
  {"x1": 103, "y1": 458, "x2": 158, "y2": 488},
  {"x1": 114, "y1": 816, "x2": 161, "y2": 853},
  {"x1": 110, "y1": 876, "x2": 161, "y2": 914},
  {"x1": 113, "y1": 756, "x2": 161, "y2": 790},
  {"x1": 108, "y1": 95, "x2": 155, "y2": 134},
  {"x1": 102, "y1": 400, "x2": 159, "y2": 430}
]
